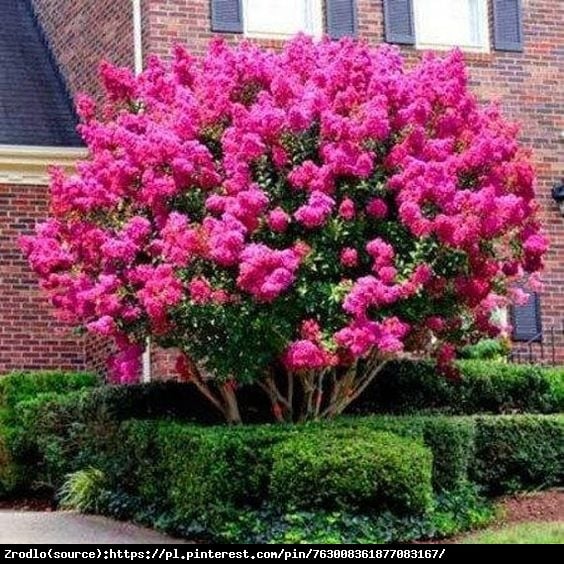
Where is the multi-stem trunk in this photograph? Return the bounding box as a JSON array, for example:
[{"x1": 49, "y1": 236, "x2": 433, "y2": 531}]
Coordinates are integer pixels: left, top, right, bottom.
[
  {"x1": 261, "y1": 355, "x2": 389, "y2": 422},
  {"x1": 185, "y1": 353, "x2": 388, "y2": 424}
]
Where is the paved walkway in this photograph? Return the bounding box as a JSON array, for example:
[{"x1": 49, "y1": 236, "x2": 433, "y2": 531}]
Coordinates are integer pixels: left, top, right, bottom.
[{"x1": 0, "y1": 511, "x2": 187, "y2": 544}]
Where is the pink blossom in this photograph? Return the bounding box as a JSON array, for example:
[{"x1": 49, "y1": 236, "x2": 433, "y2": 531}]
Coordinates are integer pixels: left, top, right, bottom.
[
  {"x1": 188, "y1": 277, "x2": 213, "y2": 304},
  {"x1": 212, "y1": 289, "x2": 231, "y2": 304},
  {"x1": 76, "y1": 94, "x2": 96, "y2": 121},
  {"x1": 161, "y1": 212, "x2": 200, "y2": 266},
  {"x1": 204, "y1": 214, "x2": 246, "y2": 266},
  {"x1": 283, "y1": 339, "x2": 332, "y2": 370},
  {"x1": 426, "y1": 316, "x2": 446, "y2": 333},
  {"x1": 377, "y1": 266, "x2": 397, "y2": 285},
  {"x1": 366, "y1": 238, "x2": 395, "y2": 271},
  {"x1": 267, "y1": 207, "x2": 291, "y2": 233},
  {"x1": 335, "y1": 317, "x2": 409, "y2": 357},
  {"x1": 523, "y1": 234, "x2": 549, "y2": 256},
  {"x1": 86, "y1": 315, "x2": 117, "y2": 337},
  {"x1": 340, "y1": 247, "x2": 358, "y2": 268},
  {"x1": 136, "y1": 265, "x2": 183, "y2": 329},
  {"x1": 338, "y1": 198, "x2": 356, "y2": 221},
  {"x1": 293, "y1": 241, "x2": 312, "y2": 260},
  {"x1": 509, "y1": 287, "x2": 530, "y2": 306},
  {"x1": 99, "y1": 60, "x2": 137, "y2": 101},
  {"x1": 107, "y1": 343, "x2": 143, "y2": 384},
  {"x1": 366, "y1": 198, "x2": 388, "y2": 219},
  {"x1": 294, "y1": 191, "x2": 335, "y2": 228},
  {"x1": 237, "y1": 244, "x2": 301, "y2": 302},
  {"x1": 300, "y1": 319, "x2": 322, "y2": 341}
]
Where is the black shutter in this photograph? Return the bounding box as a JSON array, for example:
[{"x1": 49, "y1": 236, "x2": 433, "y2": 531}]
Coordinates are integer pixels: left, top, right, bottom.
[
  {"x1": 493, "y1": 0, "x2": 524, "y2": 52},
  {"x1": 211, "y1": 0, "x2": 243, "y2": 33},
  {"x1": 383, "y1": 0, "x2": 415, "y2": 45},
  {"x1": 511, "y1": 289, "x2": 542, "y2": 342},
  {"x1": 327, "y1": 0, "x2": 358, "y2": 38}
]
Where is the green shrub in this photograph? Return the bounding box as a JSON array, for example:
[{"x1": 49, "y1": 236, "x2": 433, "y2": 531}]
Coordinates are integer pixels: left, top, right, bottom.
[
  {"x1": 419, "y1": 418, "x2": 475, "y2": 491},
  {"x1": 0, "y1": 426, "x2": 22, "y2": 495},
  {"x1": 270, "y1": 431, "x2": 433, "y2": 514},
  {"x1": 351, "y1": 360, "x2": 563, "y2": 415},
  {"x1": 5, "y1": 381, "x2": 227, "y2": 493},
  {"x1": 3, "y1": 374, "x2": 562, "y2": 543},
  {"x1": 459, "y1": 339, "x2": 507, "y2": 360},
  {"x1": 332, "y1": 415, "x2": 475, "y2": 491},
  {"x1": 121, "y1": 421, "x2": 300, "y2": 523},
  {"x1": 538, "y1": 367, "x2": 564, "y2": 413},
  {"x1": 11, "y1": 385, "x2": 564, "y2": 503},
  {"x1": 456, "y1": 361, "x2": 563, "y2": 414},
  {"x1": 0, "y1": 371, "x2": 97, "y2": 415},
  {"x1": 0, "y1": 370, "x2": 97, "y2": 496},
  {"x1": 471, "y1": 415, "x2": 564, "y2": 494}
]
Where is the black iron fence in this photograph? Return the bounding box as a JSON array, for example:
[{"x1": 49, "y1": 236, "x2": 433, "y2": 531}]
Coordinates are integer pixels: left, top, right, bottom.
[{"x1": 509, "y1": 320, "x2": 564, "y2": 366}]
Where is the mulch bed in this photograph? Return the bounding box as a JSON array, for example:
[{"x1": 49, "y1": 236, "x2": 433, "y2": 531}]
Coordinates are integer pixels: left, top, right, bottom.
[
  {"x1": 0, "y1": 496, "x2": 54, "y2": 512},
  {"x1": 498, "y1": 489, "x2": 563, "y2": 524},
  {"x1": 414, "y1": 489, "x2": 563, "y2": 544}
]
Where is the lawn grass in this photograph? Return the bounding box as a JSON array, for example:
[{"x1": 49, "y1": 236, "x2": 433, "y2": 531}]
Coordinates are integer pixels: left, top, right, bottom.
[{"x1": 462, "y1": 521, "x2": 564, "y2": 544}]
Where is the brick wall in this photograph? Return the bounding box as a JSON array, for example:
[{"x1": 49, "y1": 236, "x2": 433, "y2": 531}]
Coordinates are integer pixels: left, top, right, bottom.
[
  {"x1": 84, "y1": 335, "x2": 113, "y2": 379},
  {"x1": 150, "y1": 345, "x2": 179, "y2": 381},
  {"x1": 0, "y1": 184, "x2": 85, "y2": 374},
  {"x1": 31, "y1": 0, "x2": 134, "y2": 98},
  {"x1": 141, "y1": 0, "x2": 287, "y2": 59}
]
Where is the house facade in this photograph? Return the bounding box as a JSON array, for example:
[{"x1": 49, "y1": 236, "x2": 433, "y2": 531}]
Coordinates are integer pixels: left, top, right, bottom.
[{"x1": 1, "y1": 0, "x2": 562, "y2": 377}]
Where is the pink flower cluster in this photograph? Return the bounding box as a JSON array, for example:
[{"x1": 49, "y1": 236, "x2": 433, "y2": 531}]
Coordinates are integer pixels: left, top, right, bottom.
[
  {"x1": 237, "y1": 244, "x2": 301, "y2": 302},
  {"x1": 20, "y1": 37, "x2": 546, "y2": 381}
]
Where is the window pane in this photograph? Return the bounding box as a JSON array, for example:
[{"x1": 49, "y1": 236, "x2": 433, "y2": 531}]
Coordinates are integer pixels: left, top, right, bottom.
[
  {"x1": 244, "y1": 0, "x2": 321, "y2": 38},
  {"x1": 414, "y1": 0, "x2": 487, "y2": 49}
]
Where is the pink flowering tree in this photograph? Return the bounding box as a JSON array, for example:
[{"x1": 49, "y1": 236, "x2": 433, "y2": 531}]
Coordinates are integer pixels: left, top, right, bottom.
[{"x1": 22, "y1": 37, "x2": 547, "y2": 423}]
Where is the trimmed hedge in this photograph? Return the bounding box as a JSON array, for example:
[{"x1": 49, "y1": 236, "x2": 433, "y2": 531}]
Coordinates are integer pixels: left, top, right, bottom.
[
  {"x1": 0, "y1": 371, "x2": 97, "y2": 416},
  {"x1": 333, "y1": 416, "x2": 476, "y2": 491},
  {"x1": 351, "y1": 360, "x2": 564, "y2": 415},
  {"x1": 10, "y1": 384, "x2": 563, "y2": 498},
  {"x1": 0, "y1": 370, "x2": 97, "y2": 496},
  {"x1": 270, "y1": 432, "x2": 433, "y2": 513},
  {"x1": 471, "y1": 415, "x2": 564, "y2": 494},
  {"x1": 122, "y1": 421, "x2": 293, "y2": 524},
  {"x1": 98, "y1": 420, "x2": 437, "y2": 540},
  {"x1": 85, "y1": 415, "x2": 561, "y2": 541}
]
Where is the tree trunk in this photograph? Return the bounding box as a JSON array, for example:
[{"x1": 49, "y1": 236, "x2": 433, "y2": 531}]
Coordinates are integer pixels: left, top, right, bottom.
[
  {"x1": 186, "y1": 354, "x2": 388, "y2": 424},
  {"x1": 260, "y1": 357, "x2": 389, "y2": 422},
  {"x1": 187, "y1": 359, "x2": 243, "y2": 424},
  {"x1": 220, "y1": 384, "x2": 242, "y2": 425}
]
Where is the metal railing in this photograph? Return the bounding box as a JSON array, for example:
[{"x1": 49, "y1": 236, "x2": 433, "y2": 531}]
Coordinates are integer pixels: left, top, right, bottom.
[{"x1": 509, "y1": 320, "x2": 564, "y2": 366}]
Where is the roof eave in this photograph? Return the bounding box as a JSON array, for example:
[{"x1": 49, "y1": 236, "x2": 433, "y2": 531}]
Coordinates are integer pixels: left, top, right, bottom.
[{"x1": 0, "y1": 144, "x2": 87, "y2": 185}]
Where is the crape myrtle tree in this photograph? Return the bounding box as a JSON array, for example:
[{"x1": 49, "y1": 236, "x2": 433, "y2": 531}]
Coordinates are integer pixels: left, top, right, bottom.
[{"x1": 22, "y1": 37, "x2": 547, "y2": 423}]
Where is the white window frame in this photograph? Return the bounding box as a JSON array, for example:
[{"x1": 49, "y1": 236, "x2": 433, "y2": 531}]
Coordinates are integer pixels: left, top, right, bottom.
[
  {"x1": 413, "y1": 0, "x2": 490, "y2": 53},
  {"x1": 242, "y1": 0, "x2": 323, "y2": 40}
]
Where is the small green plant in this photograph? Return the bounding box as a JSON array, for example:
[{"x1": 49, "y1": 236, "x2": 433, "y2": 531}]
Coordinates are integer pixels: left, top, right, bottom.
[
  {"x1": 59, "y1": 468, "x2": 107, "y2": 513},
  {"x1": 459, "y1": 339, "x2": 508, "y2": 361}
]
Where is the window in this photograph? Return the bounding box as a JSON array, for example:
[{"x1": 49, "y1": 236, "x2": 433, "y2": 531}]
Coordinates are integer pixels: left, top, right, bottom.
[
  {"x1": 511, "y1": 288, "x2": 542, "y2": 343},
  {"x1": 413, "y1": 0, "x2": 489, "y2": 51},
  {"x1": 243, "y1": 0, "x2": 323, "y2": 39}
]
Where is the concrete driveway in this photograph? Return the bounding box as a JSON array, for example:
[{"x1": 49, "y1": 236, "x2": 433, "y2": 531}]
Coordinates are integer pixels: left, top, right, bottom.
[{"x1": 0, "y1": 511, "x2": 187, "y2": 544}]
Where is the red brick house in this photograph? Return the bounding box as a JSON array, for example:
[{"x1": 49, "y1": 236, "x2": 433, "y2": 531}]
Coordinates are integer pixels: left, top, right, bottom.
[{"x1": 1, "y1": 0, "x2": 562, "y2": 377}]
